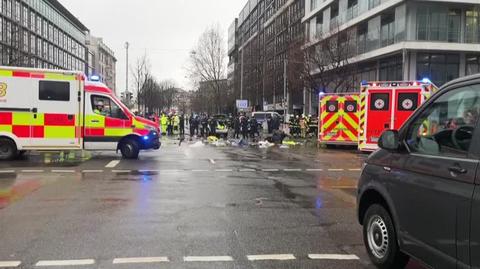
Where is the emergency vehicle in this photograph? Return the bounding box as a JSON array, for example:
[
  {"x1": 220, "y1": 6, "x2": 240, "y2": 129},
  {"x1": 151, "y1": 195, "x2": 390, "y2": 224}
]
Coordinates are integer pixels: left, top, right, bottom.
[
  {"x1": 318, "y1": 93, "x2": 360, "y2": 145},
  {"x1": 358, "y1": 80, "x2": 438, "y2": 151},
  {"x1": 0, "y1": 66, "x2": 160, "y2": 160}
]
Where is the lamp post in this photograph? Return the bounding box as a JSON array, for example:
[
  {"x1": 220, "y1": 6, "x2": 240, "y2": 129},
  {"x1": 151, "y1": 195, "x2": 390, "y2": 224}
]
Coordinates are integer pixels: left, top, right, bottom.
[{"x1": 125, "y1": 42, "x2": 130, "y2": 106}]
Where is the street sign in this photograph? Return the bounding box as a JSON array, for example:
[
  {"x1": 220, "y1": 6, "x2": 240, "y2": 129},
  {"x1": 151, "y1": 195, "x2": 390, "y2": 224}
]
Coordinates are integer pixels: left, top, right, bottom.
[{"x1": 236, "y1": 99, "x2": 248, "y2": 109}]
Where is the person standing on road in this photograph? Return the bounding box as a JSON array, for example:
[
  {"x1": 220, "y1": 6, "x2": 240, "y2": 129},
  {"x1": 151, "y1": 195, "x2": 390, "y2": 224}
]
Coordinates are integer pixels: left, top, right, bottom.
[
  {"x1": 233, "y1": 115, "x2": 241, "y2": 139},
  {"x1": 267, "y1": 114, "x2": 273, "y2": 134},
  {"x1": 249, "y1": 117, "x2": 259, "y2": 139},
  {"x1": 209, "y1": 116, "x2": 217, "y2": 137},
  {"x1": 179, "y1": 114, "x2": 185, "y2": 136},
  {"x1": 201, "y1": 114, "x2": 209, "y2": 138},
  {"x1": 241, "y1": 115, "x2": 248, "y2": 140}
]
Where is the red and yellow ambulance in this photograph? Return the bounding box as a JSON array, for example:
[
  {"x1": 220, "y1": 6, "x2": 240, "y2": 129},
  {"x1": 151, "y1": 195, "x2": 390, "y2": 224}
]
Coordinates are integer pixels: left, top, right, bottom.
[
  {"x1": 0, "y1": 66, "x2": 160, "y2": 160},
  {"x1": 318, "y1": 93, "x2": 360, "y2": 145},
  {"x1": 358, "y1": 80, "x2": 438, "y2": 151}
]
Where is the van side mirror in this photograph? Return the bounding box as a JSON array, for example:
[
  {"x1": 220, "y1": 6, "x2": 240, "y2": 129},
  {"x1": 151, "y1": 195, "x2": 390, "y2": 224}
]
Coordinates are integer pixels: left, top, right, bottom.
[{"x1": 378, "y1": 130, "x2": 400, "y2": 151}]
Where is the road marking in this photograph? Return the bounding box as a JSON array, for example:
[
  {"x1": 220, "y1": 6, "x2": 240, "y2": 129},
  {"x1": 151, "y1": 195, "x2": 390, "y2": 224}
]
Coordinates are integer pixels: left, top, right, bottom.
[
  {"x1": 192, "y1": 169, "x2": 210, "y2": 172},
  {"x1": 36, "y1": 259, "x2": 95, "y2": 266},
  {"x1": 0, "y1": 170, "x2": 15, "y2": 174},
  {"x1": 82, "y1": 170, "x2": 104, "y2": 173},
  {"x1": 183, "y1": 256, "x2": 233, "y2": 262},
  {"x1": 262, "y1": 169, "x2": 279, "y2": 172},
  {"x1": 306, "y1": 169, "x2": 324, "y2": 172},
  {"x1": 209, "y1": 159, "x2": 216, "y2": 164},
  {"x1": 348, "y1": 168, "x2": 362, "y2": 172},
  {"x1": 328, "y1": 168, "x2": 345, "y2": 172},
  {"x1": 239, "y1": 169, "x2": 256, "y2": 172},
  {"x1": 112, "y1": 170, "x2": 132, "y2": 173},
  {"x1": 247, "y1": 254, "x2": 296, "y2": 261},
  {"x1": 138, "y1": 170, "x2": 159, "y2": 173},
  {"x1": 0, "y1": 261, "x2": 21, "y2": 267},
  {"x1": 112, "y1": 257, "x2": 169, "y2": 264},
  {"x1": 105, "y1": 160, "x2": 120, "y2": 168},
  {"x1": 21, "y1": 170, "x2": 44, "y2": 173},
  {"x1": 51, "y1": 170, "x2": 76, "y2": 173},
  {"x1": 308, "y1": 254, "x2": 360, "y2": 260},
  {"x1": 284, "y1": 169, "x2": 302, "y2": 172},
  {"x1": 216, "y1": 169, "x2": 233, "y2": 172}
]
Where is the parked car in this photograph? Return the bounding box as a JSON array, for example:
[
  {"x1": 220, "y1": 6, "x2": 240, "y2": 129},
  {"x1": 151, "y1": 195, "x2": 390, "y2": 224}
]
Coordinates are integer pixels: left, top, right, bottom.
[{"x1": 357, "y1": 73, "x2": 480, "y2": 269}]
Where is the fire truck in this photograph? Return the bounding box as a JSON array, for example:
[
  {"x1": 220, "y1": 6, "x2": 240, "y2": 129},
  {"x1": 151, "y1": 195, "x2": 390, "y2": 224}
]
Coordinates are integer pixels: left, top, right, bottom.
[
  {"x1": 0, "y1": 66, "x2": 160, "y2": 160},
  {"x1": 358, "y1": 80, "x2": 438, "y2": 151},
  {"x1": 318, "y1": 93, "x2": 360, "y2": 145}
]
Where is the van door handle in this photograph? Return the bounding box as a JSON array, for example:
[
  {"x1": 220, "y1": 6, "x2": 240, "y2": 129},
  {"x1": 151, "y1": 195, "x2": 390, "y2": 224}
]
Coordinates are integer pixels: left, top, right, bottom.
[
  {"x1": 449, "y1": 166, "x2": 467, "y2": 175},
  {"x1": 91, "y1": 120, "x2": 99, "y2": 123},
  {"x1": 31, "y1": 108, "x2": 38, "y2": 113}
]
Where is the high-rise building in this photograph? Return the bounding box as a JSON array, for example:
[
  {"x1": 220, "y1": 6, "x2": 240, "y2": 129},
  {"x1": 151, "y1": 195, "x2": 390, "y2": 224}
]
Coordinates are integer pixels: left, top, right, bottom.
[
  {"x1": 232, "y1": 0, "x2": 306, "y2": 114},
  {"x1": 304, "y1": 0, "x2": 480, "y2": 90},
  {"x1": 86, "y1": 35, "x2": 117, "y2": 92},
  {"x1": 0, "y1": 0, "x2": 89, "y2": 72}
]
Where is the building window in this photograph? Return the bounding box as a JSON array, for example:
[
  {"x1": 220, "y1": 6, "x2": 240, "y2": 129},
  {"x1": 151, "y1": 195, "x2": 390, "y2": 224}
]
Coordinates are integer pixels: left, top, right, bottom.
[
  {"x1": 381, "y1": 12, "x2": 395, "y2": 47},
  {"x1": 368, "y1": 0, "x2": 380, "y2": 10},
  {"x1": 417, "y1": 53, "x2": 459, "y2": 86},
  {"x1": 466, "y1": 9, "x2": 480, "y2": 43},
  {"x1": 347, "y1": 0, "x2": 358, "y2": 20},
  {"x1": 417, "y1": 6, "x2": 461, "y2": 43},
  {"x1": 379, "y1": 55, "x2": 403, "y2": 81},
  {"x1": 466, "y1": 55, "x2": 480, "y2": 76}
]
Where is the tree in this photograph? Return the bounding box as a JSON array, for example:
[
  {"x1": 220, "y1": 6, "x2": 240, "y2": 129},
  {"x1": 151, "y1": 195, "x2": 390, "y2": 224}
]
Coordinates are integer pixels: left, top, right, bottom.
[{"x1": 187, "y1": 24, "x2": 229, "y2": 114}]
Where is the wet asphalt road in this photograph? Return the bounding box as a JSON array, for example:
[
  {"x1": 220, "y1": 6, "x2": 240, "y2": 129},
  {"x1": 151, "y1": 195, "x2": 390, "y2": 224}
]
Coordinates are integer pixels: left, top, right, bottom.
[{"x1": 0, "y1": 139, "x2": 424, "y2": 269}]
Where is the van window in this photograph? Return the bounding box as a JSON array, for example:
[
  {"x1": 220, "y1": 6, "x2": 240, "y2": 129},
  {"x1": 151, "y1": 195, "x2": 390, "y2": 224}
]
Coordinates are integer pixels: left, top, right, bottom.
[
  {"x1": 91, "y1": 95, "x2": 128, "y2": 120},
  {"x1": 39, "y1": 81, "x2": 70, "y2": 101},
  {"x1": 370, "y1": 93, "x2": 390, "y2": 111},
  {"x1": 398, "y1": 93, "x2": 418, "y2": 111},
  {"x1": 406, "y1": 84, "x2": 480, "y2": 158}
]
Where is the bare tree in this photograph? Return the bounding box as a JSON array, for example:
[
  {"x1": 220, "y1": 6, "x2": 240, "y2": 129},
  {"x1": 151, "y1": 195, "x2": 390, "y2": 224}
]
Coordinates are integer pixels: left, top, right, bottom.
[
  {"x1": 131, "y1": 54, "x2": 151, "y2": 110},
  {"x1": 187, "y1": 24, "x2": 228, "y2": 114},
  {"x1": 303, "y1": 26, "x2": 359, "y2": 93}
]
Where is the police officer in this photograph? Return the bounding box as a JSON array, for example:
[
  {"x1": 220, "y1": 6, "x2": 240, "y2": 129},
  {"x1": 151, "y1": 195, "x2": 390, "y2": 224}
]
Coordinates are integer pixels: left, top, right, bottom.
[{"x1": 179, "y1": 114, "x2": 185, "y2": 136}]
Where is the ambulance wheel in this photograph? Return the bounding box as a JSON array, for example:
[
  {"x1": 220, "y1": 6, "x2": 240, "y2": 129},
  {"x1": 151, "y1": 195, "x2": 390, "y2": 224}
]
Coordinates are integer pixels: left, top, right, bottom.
[
  {"x1": 120, "y1": 139, "x2": 140, "y2": 159},
  {"x1": 0, "y1": 138, "x2": 17, "y2": 161}
]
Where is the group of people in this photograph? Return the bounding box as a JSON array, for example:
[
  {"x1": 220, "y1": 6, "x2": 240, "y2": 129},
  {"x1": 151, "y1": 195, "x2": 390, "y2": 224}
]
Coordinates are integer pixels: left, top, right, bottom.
[
  {"x1": 142, "y1": 112, "x2": 185, "y2": 136},
  {"x1": 288, "y1": 114, "x2": 318, "y2": 138},
  {"x1": 188, "y1": 114, "x2": 221, "y2": 138},
  {"x1": 232, "y1": 114, "x2": 260, "y2": 140}
]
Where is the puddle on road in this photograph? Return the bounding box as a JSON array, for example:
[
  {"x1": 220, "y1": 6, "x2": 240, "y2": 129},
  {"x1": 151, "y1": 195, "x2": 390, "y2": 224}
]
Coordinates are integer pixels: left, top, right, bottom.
[
  {"x1": 0, "y1": 174, "x2": 44, "y2": 209},
  {"x1": 0, "y1": 151, "x2": 93, "y2": 168}
]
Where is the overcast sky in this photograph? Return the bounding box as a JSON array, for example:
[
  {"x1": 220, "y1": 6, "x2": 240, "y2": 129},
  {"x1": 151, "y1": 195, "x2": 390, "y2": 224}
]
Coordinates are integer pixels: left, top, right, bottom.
[{"x1": 59, "y1": 0, "x2": 245, "y2": 92}]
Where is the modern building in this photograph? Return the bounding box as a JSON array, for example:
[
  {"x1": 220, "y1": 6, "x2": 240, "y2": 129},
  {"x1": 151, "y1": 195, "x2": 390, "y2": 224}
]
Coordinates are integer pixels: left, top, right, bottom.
[
  {"x1": 228, "y1": 19, "x2": 240, "y2": 103},
  {"x1": 303, "y1": 0, "x2": 480, "y2": 92},
  {"x1": 86, "y1": 35, "x2": 117, "y2": 92},
  {"x1": 233, "y1": 0, "x2": 306, "y2": 114},
  {"x1": 0, "y1": 0, "x2": 89, "y2": 72}
]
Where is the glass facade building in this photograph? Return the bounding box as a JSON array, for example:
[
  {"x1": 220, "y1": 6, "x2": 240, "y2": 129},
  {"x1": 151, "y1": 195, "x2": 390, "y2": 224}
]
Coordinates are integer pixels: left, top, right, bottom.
[
  {"x1": 0, "y1": 0, "x2": 89, "y2": 72},
  {"x1": 304, "y1": 0, "x2": 480, "y2": 90}
]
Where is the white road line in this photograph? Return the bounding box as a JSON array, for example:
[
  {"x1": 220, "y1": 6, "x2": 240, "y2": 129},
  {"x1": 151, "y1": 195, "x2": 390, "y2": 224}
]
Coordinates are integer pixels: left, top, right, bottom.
[
  {"x1": 216, "y1": 169, "x2": 233, "y2": 172},
  {"x1": 112, "y1": 170, "x2": 131, "y2": 173},
  {"x1": 247, "y1": 254, "x2": 296, "y2": 261},
  {"x1": 192, "y1": 169, "x2": 210, "y2": 172},
  {"x1": 262, "y1": 169, "x2": 279, "y2": 172},
  {"x1": 82, "y1": 170, "x2": 104, "y2": 173},
  {"x1": 0, "y1": 170, "x2": 15, "y2": 173},
  {"x1": 51, "y1": 170, "x2": 76, "y2": 173},
  {"x1": 105, "y1": 160, "x2": 120, "y2": 168},
  {"x1": 239, "y1": 169, "x2": 256, "y2": 172},
  {"x1": 161, "y1": 169, "x2": 180, "y2": 172},
  {"x1": 183, "y1": 256, "x2": 233, "y2": 262},
  {"x1": 306, "y1": 169, "x2": 324, "y2": 172},
  {"x1": 308, "y1": 254, "x2": 360, "y2": 260},
  {"x1": 0, "y1": 261, "x2": 21, "y2": 267},
  {"x1": 21, "y1": 170, "x2": 44, "y2": 173},
  {"x1": 328, "y1": 169, "x2": 345, "y2": 172},
  {"x1": 35, "y1": 259, "x2": 95, "y2": 266},
  {"x1": 209, "y1": 159, "x2": 216, "y2": 164},
  {"x1": 112, "y1": 257, "x2": 169, "y2": 264},
  {"x1": 138, "y1": 170, "x2": 159, "y2": 173},
  {"x1": 348, "y1": 168, "x2": 362, "y2": 171},
  {"x1": 284, "y1": 169, "x2": 302, "y2": 172}
]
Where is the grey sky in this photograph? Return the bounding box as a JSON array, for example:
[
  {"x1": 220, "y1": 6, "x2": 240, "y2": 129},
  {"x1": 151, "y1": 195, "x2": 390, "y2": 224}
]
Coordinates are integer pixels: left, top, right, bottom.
[{"x1": 59, "y1": 0, "x2": 244, "y2": 92}]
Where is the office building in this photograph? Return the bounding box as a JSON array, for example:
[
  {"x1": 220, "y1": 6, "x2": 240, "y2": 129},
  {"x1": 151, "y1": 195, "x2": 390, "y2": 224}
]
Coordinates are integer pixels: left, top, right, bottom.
[{"x1": 86, "y1": 35, "x2": 117, "y2": 92}]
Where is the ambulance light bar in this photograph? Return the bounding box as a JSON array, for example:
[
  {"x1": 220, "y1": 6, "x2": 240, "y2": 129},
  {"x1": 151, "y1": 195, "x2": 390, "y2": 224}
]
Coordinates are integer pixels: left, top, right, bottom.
[{"x1": 361, "y1": 81, "x2": 433, "y2": 88}]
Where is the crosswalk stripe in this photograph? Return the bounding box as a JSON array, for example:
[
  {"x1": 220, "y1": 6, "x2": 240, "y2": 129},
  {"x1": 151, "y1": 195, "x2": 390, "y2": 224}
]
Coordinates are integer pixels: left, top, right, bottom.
[
  {"x1": 247, "y1": 254, "x2": 296, "y2": 261},
  {"x1": 0, "y1": 170, "x2": 15, "y2": 173},
  {"x1": 0, "y1": 261, "x2": 21, "y2": 268},
  {"x1": 36, "y1": 259, "x2": 95, "y2": 266},
  {"x1": 112, "y1": 257, "x2": 169, "y2": 264},
  {"x1": 308, "y1": 254, "x2": 360, "y2": 260},
  {"x1": 105, "y1": 160, "x2": 120, "y2": 168},
  {"x1": 183, "y1": 256, "x2": 233, "y2": 262}
]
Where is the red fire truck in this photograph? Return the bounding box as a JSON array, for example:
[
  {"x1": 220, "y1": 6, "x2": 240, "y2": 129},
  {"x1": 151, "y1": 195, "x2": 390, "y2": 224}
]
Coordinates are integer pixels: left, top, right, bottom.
[{"x1": 358, "y1": 80, "x2": 438, "y2": 151}]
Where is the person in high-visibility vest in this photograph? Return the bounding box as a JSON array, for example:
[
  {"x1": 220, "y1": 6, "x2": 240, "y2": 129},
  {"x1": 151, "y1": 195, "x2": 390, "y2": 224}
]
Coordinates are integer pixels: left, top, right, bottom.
[
  {"x1": 173, "y1": 114, "x2": 180, "y2": 135},
  {"x1": 160, "y1": 113, "x2": 168, "y2": 135}
]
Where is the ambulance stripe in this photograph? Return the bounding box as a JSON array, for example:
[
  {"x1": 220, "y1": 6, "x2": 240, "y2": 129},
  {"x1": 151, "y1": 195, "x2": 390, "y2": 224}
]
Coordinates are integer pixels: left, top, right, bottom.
[
  {"x1": 12, "y1": 126, "x2": 30, "y2": 137},
  {"x1": 44, "y1": 114, "x2": 75, "y2": 126},
  {"x1": 12, "y1": 71, "x2": 30, "y2": 78},
  {"x1": 32, "y1": 126, "x2": 44, "y2": 138},
  {"x1": 0, "y1": 70, "x2": 13, "y2": 77},
  {"x1": 105, "y1": 118, "x2": 125, "y2": 128},
  {"x1": 86, "y1": 128, "x2": 104, "y2": 136},
  {"x1": 0, "y1": 112, "x2": 12, "y2": 125}
]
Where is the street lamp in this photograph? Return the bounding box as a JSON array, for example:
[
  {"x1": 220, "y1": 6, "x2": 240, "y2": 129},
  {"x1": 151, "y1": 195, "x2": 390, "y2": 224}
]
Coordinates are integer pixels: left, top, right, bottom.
[{"x1": 125, "y1": 42, "x2": 130, "y2": 105}]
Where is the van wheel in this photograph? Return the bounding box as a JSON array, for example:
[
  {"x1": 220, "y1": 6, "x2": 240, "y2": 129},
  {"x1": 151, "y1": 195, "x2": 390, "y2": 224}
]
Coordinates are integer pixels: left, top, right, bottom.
[
  {"x1": 120, "y1": 139, "x2": 140, "y2": 159},
  {"x1": 0, "y1": 138, "x2": 17, "y2": 161},
  {"x1": 363, "y1": 204, "x2": 409, "y2": 269}
]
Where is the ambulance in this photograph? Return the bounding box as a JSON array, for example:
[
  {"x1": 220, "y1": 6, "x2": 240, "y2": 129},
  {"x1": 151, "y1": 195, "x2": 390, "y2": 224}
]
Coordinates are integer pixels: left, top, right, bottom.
[
  {"x1": 358, "y1": 80, "x2": 438, "y2": 151},
  {"x1": 0, "y1": 66, "x2": 160, "y2": 160},
  {"x1": 318, "y1": 93, "x2": 360, "y2": 145}
]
